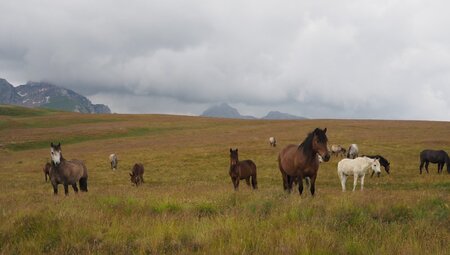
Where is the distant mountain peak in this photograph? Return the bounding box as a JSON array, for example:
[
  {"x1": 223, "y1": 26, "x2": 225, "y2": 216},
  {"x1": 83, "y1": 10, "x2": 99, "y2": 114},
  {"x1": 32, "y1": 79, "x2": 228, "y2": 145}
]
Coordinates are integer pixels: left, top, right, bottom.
[
  {"x1": 0, "y1": 78, "x2": 111, "y2": 114},
  {"x1": 262, "y1": 111, "x2": 306, "y2": 120},
  {"x1": 201, "y1": 104, "x2": 306, "y2": 120},
  {"x1": 201, "y1": 103, "x2": 256, "y2": 119}
]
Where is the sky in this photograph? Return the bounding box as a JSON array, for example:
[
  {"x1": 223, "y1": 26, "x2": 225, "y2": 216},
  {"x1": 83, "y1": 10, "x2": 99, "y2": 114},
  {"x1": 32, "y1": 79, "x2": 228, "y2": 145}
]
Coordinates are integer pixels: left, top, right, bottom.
[{"x1": 1, "y1": 0, "x2": 450, "y2": 120}]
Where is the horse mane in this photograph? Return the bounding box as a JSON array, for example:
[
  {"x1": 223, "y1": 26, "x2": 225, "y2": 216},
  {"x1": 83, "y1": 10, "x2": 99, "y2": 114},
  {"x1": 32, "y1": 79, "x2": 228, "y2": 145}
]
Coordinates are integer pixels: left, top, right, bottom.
[
  {"x1": 298, "y1": 128, "x2": 328, "y2": 161},
  {"x1": 364, "y1": 155, "x2": 389, "y2": 166}
]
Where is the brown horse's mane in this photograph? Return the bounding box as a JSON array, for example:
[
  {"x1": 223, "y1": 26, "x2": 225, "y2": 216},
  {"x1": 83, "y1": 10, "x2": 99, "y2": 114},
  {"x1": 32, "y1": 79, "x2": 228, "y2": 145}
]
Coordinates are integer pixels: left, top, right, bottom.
[{"x1": 298, "y1": 128, "x2": 328, "y2": 162}]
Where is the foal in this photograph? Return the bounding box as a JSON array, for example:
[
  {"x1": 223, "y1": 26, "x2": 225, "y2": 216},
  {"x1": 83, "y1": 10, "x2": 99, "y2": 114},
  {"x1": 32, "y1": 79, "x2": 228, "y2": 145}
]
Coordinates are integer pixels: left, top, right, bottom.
[{"x1": 229, "y1": 148, "x2": 257, "y2": 190}]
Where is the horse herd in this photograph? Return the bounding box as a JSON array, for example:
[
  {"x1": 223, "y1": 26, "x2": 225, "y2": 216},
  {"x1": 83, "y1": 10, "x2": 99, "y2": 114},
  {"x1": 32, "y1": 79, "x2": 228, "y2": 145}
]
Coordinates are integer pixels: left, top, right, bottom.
[{"x1": 43, "y1": 128, "x2": 449, "y2": 196}]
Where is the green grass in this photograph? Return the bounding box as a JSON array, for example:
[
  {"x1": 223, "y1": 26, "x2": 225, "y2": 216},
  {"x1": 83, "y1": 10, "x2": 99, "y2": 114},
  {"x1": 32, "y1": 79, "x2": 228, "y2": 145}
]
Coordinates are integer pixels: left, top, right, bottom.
[
  {"x1": 0, "y1": 111, "x2": 449, "y2": 254},
  {"x1": 0, "y1": 104, "x2": 57, "y2": 117}
]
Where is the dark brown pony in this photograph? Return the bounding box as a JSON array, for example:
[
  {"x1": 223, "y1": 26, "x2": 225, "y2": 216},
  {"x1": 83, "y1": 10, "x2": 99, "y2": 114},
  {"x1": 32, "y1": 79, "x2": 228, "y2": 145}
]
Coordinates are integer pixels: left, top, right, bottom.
[
  {"x1": 43, "y1": 162, "x2": 51, "y2": 182},
  {"x1": 229, "y1": 148, "x2": 257, "y2": 190},
  {"x1": 49, "y1": 143, "x2": 88, "y2": 195},
  {"x1": 278, "y1": 128, "x2": 330, "y2": 195},
  {"x1": 130, "y1": 163, "x2": 144, "y2": 186}
]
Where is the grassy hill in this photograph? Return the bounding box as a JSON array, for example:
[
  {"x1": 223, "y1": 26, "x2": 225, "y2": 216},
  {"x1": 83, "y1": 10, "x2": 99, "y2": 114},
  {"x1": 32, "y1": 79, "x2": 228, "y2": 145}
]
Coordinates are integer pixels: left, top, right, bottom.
[{"x1": 0, "y1": 105, "x2": 449, "y2": 254}]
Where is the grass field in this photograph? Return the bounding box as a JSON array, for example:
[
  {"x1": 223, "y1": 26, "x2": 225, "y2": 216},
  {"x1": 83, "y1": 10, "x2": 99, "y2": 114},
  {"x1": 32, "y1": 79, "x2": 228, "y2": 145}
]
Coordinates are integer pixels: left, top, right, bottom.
[{"x1": 0, "y1": 105, "x2": 449, "y2": 254}]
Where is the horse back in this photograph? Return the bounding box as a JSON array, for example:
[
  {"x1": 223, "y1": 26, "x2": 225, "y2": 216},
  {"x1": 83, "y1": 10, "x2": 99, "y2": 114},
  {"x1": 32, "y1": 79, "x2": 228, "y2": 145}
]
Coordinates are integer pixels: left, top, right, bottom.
[{"x1": 421, "y1": 150, "x2": 448, "y2": 163}]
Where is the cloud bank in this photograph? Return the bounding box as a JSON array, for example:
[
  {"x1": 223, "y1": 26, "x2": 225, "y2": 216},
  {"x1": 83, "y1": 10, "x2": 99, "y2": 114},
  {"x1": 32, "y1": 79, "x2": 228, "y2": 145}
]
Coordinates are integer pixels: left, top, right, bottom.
[{"x1": 1, "y1": 0, "x2": 450, "y2": 120}]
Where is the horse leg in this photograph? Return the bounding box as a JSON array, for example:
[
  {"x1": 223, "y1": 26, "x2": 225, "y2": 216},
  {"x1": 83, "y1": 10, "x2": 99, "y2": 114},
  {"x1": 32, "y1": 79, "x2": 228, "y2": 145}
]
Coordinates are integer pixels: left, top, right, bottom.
[
  {"x1": 245, "y1": 178, "x2": 251, "y2": 186},
  {"x1": 297, "y1": 177, "x2": 304, "y2": 196},
  {"x1": 72, "y1": 183, "x2": 79, "y2": 193},
  {"x1": 419, "y1": 160, "x2": 424, "y2": 174},
  {"x1": 309, "y1": 176, "x2": 316, "y2": 196},
  {"x1": 360, "y1": 175, "x2": 365, "y2": 191},
  {"x1": 64, "y1": 184, "x2": 69, "y2": 196},
  {"x1": 438, "y1": 163, "x2": 443, "y2": 174},
  {"x1": 370, "y1": 170, "x2": 375, "y2": 178},
  {"x1": 339, "y1": 173, "x2": 347, "y2": 191},
  {"x1": 425, "y1": 161, "x2": 429, "y2": 174},
  {"x1": 52, "y1": 183, "x2": 58, "y2": 195},
  {"x1": 287, "y1": 175, "x2": 294, "y2": 193},
  {"x1": 352, "y1": 175, "x2": 358, "y2": 192}
]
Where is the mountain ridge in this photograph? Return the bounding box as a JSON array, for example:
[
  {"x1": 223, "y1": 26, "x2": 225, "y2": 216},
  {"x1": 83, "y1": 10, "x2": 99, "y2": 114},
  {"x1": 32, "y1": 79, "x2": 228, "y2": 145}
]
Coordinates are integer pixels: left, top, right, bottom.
[
  {"x1": 201, "y1": 103, "x2": 306, "y2": 120},
  {"x1": 0, "y1": 78, "x2": 110, "y2": 114}
]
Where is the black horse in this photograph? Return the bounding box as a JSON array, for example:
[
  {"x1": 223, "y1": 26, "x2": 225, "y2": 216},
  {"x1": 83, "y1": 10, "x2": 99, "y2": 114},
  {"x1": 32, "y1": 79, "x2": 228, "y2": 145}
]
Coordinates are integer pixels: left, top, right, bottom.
[
  {"x1": 419, "y1": 150, "x2": 449, "y2": 174},
  {"x1": 363, "y1": 155, "x2": 390, "y2": 177}
]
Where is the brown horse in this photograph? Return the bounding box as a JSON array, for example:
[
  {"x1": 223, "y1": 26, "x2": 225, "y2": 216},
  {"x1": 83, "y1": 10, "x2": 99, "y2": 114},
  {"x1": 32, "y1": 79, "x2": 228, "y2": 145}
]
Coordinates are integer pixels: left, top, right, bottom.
[
  {"x1": 43, "y1": 162, "x2": 51, "y2": 182},
  {"x1": 278, "y1": 128, "x2": 330, "y2": 195},
  {"x1": 229, "y1": 148, "x2": 257, "y2": 190},
  {"x1": 49, "y1": 143, "x2": 88, "y2": 195},
  {"x1": 130, "y1": 163, "x2": 145, "y2": 186}
]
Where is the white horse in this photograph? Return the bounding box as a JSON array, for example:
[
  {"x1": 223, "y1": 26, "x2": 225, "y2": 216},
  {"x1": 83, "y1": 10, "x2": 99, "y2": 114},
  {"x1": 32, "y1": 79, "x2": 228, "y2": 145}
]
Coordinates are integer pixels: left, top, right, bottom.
[
  {"x1": 109, "y1": 153, "x2": 118, "y2": 170},
  {"x1": 269, "y1": 137, "x2": 277, "y2": 147},
  {"x1": 337, "y1": 156, "x2": 380, "y2": 191},
  {"x1": 347, "y1": 144, "x2": 359, "y2": 159}
]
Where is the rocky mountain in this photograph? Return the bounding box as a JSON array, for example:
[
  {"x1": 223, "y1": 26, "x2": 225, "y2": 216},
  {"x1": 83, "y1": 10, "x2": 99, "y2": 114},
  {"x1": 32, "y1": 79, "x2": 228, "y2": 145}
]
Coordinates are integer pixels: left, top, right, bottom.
[
  {"x1": 0, "y1": 78, "x2": 110, "y2": 114},
  {"x1": 201, "y1": 103, "x2": 256, "y2": 119},
  {"x1": 262, "y1": 111, "x2": 306, "y2": 120},
  {"x1": 201, "y1": 103, "x2": 307, "y2": 120}
]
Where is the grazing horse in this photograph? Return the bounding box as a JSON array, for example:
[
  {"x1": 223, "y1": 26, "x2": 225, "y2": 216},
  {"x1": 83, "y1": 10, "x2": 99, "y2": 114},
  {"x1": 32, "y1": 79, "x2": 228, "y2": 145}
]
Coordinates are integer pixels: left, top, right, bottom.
[
  {"x1": 109, "y1": 153, "x2": 118, "y2": 170},
  {"x1": 337, "y1": 157, "x2": 381, "y2": 191},
  {"x1": 269, "y1": 137, "x2": 277, "y2": 147},
  {"x1": 130, "y1": 163, "x2": 145, "y2": 186},
  {"x1": 363, "y1": 155, "x2": 390, "y2": 177},
  {"x1": 419, "y1": 150, "x2": 449, "y2": 174},
  {"x1": 278, "y1": 128, "x2": 330, "y2": 196},
  {"x1": 229, "y1": 148, "x2": 257, "y2": 190},
  {"x1": 43, "y1": 162, "x2": 51, "y2": 182},
  {"x1": 347, "y1": 144, "x2": 359, "y2": 159},
  {"x1": 49, "y1": 143, "x2": 88, "y2": 195},
  {"x1": 330, "y1": 144, "x2": 346, "y2": 157}
]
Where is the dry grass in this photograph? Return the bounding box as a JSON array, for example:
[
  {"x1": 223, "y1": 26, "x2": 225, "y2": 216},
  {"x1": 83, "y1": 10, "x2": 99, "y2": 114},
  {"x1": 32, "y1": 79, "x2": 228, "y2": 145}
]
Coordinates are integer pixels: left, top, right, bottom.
[{"x1": 0, "y1": 106, "x2": 449, "y2": 254}]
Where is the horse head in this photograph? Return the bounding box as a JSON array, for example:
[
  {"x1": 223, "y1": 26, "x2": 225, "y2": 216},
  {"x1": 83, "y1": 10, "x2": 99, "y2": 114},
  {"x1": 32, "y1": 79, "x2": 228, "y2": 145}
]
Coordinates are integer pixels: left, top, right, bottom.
[
  {"x1": 312, "y1": 128, "x2": 330, "y2": 162},
  {"x1": 50, "y1": 142, "x2": 62, "y2": 165},
  {"x1": 230, "y1": 148, "x2": 239, "y2": 166},
  {"x1": 371, "y1": 157, "x2": 381, "y2": 176}
]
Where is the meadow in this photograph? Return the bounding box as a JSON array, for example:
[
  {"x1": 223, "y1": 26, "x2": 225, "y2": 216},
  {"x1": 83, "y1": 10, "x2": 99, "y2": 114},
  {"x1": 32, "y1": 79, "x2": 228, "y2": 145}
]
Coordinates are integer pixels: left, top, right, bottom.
[{"x1": 0, "y1": 105, "x2": 449, "y2": 254}]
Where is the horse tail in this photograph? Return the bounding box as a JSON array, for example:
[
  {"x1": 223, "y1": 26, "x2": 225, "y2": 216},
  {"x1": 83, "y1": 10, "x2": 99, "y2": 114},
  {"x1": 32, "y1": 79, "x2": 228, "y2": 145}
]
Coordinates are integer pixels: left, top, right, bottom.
[
  {"x1": 79, "y1": 177, "x2": 88, "y2": 192},
  {"x1": 251, "y1": 162, "x2": 257, "y2": 189},
  {"x1": 447, "y1": 154, "x2": 450, "y2": 174}
]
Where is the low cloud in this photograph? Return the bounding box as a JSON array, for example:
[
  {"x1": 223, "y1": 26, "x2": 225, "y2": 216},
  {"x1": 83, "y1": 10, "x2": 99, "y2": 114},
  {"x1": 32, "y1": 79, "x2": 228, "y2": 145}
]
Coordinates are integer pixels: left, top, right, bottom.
[{"x1": 1, "y1": 0, "x2": 449, "y2": 120}]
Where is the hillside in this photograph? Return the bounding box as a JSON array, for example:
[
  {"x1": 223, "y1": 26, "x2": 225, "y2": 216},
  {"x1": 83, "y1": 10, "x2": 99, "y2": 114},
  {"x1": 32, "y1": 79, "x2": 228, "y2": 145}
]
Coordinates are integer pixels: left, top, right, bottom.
[
  {"x1": 0, "y1": 78, "x2": 110, "y2": 114},
  {"x1": 0, "y1": 105, "x2": 449, "y2": 254}
]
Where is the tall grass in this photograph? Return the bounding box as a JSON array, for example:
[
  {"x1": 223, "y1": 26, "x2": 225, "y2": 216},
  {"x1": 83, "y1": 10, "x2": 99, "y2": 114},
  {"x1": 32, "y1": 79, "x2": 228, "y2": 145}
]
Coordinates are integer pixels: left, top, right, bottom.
[{"x1": 0, "y1": 107, "x2": 449, "y2": 254}]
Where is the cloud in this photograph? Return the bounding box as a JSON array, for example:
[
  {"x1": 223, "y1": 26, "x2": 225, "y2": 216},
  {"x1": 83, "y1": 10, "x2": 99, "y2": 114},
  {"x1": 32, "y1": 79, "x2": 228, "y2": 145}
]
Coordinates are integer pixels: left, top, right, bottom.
[{"x1": 1, "y1": 0, "x2": 450, "y2": 120}]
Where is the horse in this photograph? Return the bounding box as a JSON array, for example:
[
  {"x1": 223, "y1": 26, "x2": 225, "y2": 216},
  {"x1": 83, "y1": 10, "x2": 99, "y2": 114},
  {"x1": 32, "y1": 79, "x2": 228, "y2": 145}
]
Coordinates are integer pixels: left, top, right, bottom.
[
  {"x1": 130, "y1": 163, "x2": 145, "y2": 186},
  {"x1": 278, "y1": 128, "x2": 330, "y2": 196},
  {"x1": 337, "y1": 156, "x2": 381, "y2": 191},
  {"x1": 269, "y1": 137, "x2": 277, "y2": 147},
  {"x1": 109, "y1": 153, "x2": 118, "y2": 170},
  {"x1": 229, "y1": 148, "x2": 257, "y2": 190},
  {"x1": 49, "y1": 142, "x2": 88, "y2": 195},
  {"x1": 330, "y1": 144, "x2": 346, "y2": 157},
  {"x1": 419, "y1": 150, "x2": 449, "y2": 174},
  {"x1": 43, "y1": 162, "x2": 51, "y2": 182},
  {"x1": 347, "y1": 144, "x2": 359, "y2": 159},
  {"x1": 363, "y1": 155, "x2": 390, "y2": 177}
]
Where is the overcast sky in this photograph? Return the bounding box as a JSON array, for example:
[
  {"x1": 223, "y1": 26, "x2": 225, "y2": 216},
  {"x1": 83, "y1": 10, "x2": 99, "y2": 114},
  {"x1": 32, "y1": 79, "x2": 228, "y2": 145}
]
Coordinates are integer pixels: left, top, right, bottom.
[{"x1": 1, "y1": 0, "x2": 450, "y2": 120}]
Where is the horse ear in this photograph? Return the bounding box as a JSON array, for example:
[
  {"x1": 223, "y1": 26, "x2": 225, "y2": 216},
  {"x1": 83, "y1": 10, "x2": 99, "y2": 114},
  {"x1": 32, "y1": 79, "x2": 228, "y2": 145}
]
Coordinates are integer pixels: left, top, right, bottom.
[
  {"x1": 57, "y1": 142, "x2": 61, "y2": 147},
  {"x1": 323, "y1": 128, "x2": 327, "y2": 133},
  {"x1": 51, "y1": 142, "x2": 54, "y2": 147}
]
